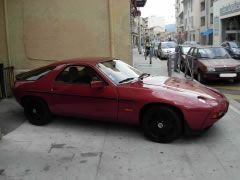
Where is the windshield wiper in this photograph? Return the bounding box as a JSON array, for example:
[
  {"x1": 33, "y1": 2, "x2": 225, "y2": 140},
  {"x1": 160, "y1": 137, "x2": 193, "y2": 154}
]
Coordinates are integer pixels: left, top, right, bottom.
[
  {"x1": 138, "y1": 73, "x2": 150, "y2": 80},
  {"x1": 119, "y1": 78, "x2": 135, "y2": 84}
]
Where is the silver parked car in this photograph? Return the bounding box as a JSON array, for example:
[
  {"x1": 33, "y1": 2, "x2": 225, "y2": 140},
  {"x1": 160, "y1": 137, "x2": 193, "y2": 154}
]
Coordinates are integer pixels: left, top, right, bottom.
[{"x1": 157, "y1": 41, "x2": 177, "y2": 60}]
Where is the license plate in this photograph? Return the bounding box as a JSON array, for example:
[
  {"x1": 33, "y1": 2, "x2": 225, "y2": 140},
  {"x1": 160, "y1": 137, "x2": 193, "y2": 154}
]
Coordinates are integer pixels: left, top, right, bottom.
[{"x1": 219, "y1": 73, "x2": 237, "y2": 77}]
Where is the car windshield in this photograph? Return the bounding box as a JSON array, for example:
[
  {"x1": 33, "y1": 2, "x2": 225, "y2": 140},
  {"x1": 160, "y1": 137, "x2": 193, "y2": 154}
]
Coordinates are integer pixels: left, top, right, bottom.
[
  {"x1": 162, "y1": 42, "x2": 177, "y2": 49},
  {"x1": 229, "y1": 42, "x2": 240, "y2": 48},
  {"x1": 97, "y1": 60, "x2": 142, "y2": 84},
  {"x1": 155, "y1": 42, "x2": 160, "y2": 48},
  {"x1": 183, "y1": 41, "x2": 198, "y2": 45},
  {"x1": 182, "y1": 47, "x2": 191, "y2": 54},
  {"x1": 198, "y1": 47, "x2": 231, "y2": 59}
]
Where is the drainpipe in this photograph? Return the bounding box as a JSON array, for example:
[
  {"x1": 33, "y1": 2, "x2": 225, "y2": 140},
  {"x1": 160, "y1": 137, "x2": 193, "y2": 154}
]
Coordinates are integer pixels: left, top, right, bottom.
[
  {"x1": 206, "y1": 0, "x2": 209, "y2": 45},
  {"x1": 3, "y1": 0, "x2": 11, "y2": 66},
  {"x1": 0, "y1": 127, "x2": 2, "y2": 140},
  {"x1": 108, "y1": 0, "x2": 115, "y2": 58},
  {"x1": 138, "y1": 15, "x2": 142, "y2": 54}
]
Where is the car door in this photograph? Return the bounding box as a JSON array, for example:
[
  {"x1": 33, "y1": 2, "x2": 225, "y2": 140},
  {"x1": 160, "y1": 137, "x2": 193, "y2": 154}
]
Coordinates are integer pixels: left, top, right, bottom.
[
  {"x1": 192, "y1": 48, "x2": 199, "y2": 74},
  {"x1": 185, "y1": 47, "x2": 194, "y2": 71},
  {"x1": 226, "y1": 43, "x2": 232, "y2": 55},
  {"x1": 51, "y1": 65, "x2": 118, "y2": 121},
  {"x1": 157, "y1": 42, "x2": 161, "y2": 56},
  {"x1": 187, "y1": 47, "x2": 196, "y2": 76}
]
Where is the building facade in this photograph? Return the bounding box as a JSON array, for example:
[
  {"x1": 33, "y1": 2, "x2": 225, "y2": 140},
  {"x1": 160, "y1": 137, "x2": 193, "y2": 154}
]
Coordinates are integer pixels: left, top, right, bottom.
[
  {"x1": 0, "y1": 0, "x2": 146, "y2": 72},
  {"x1": 213, "y1": 0, "x2": 240, "y2": 45},
  {"x1": 175, "y1": 0, "x2": 214, "y2": 45}
]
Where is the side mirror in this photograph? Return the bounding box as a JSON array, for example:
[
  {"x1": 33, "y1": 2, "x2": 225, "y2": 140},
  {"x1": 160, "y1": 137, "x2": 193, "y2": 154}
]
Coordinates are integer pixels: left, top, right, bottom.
[{"x1": 90, "y1": 81, "x2": 105, "y2": 89}]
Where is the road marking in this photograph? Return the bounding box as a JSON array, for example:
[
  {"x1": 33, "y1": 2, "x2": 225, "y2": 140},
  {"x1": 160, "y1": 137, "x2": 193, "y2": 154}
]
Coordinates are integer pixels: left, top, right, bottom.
[
  {"x1": 225, "y1": 94, "x2": 240, "y2": 100},
  {"x1": 229, "y1": 105, "x2": 240, "y2": 115},
  {"x1": 210, "y1": 85, "x2": 240, "y2": 91}
]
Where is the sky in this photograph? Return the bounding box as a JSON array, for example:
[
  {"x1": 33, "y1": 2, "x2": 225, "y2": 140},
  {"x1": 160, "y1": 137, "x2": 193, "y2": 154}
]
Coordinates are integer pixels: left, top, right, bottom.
[{"x1": 140, "y1": 0, "x2": 176, "y2": 24}]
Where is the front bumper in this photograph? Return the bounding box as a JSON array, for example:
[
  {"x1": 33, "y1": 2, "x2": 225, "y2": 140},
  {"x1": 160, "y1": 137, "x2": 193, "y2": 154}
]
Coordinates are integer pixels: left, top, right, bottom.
[
  {"x1": 231, "y1": 54, "x2": 240, "y2": 60},
  {"x1": 183, "y1": 94, "x2": 229, "y2": 134},
  {"x1": 203, "y1": 71, "x2": 240, "y2": 81}
]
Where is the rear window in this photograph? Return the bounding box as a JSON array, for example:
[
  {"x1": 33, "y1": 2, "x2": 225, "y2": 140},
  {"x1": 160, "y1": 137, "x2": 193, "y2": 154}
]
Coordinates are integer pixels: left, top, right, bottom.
[{"x1": 16, "y1": 66, "x2": 55, "y2": 81}]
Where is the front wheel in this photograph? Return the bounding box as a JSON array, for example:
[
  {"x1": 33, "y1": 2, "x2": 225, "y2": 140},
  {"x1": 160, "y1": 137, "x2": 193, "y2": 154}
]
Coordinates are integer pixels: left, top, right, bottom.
[
  {"x1": 24, "y1": 98, "x2": 51, "y2": 126},
  {"x1": 142, "y1": 106, "x2": 183, "y2": 143}
]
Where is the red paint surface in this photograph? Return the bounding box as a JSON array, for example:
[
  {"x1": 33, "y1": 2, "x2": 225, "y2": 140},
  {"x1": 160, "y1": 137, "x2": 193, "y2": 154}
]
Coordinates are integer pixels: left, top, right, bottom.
[{"x1": 13, "y1": 58, "x2": 229, "y2": 131}]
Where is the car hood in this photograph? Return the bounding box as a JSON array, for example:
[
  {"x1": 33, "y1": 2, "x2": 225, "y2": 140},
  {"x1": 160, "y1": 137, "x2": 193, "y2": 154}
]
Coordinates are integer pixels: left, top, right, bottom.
[
  {"x1": 140, "y1": 76, "x2": 223, "y2": 100},
  {"x1": 199, "y1": 58, "x2": 240, "y2": 67},
  {"x1": 162, "y1": 48, "x2": 175, "y2": 53},
  {"x1": 232, "y1": 48, "x2": 240, "y2": 54}
]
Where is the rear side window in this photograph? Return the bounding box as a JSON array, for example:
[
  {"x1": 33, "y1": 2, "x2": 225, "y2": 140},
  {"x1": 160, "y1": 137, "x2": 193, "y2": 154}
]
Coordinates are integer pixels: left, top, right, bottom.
[
  {"x1": 55, "y1": 65, "x2": 100, "y2": 84},
  {"x1": 16, "y1": 66, "x2": 55, "y2": 81}
]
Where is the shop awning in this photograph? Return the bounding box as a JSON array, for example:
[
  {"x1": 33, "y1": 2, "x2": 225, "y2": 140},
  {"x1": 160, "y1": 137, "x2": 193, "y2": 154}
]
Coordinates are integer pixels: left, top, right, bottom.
[{"x1": 201, "y1": 29, "x2": 213, "y2": 36}]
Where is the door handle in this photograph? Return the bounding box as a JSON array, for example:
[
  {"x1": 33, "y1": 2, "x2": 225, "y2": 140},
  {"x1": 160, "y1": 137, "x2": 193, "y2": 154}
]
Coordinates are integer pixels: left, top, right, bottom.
[{"x1": 51, "y1": 87, "x2": 58, "y2": 92}]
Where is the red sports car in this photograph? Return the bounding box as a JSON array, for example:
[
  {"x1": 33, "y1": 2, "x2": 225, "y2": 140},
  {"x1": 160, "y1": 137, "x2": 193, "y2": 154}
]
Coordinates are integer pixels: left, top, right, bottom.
[{"x1": 13, "y1": 58, "x2": 229, "y2": 143}]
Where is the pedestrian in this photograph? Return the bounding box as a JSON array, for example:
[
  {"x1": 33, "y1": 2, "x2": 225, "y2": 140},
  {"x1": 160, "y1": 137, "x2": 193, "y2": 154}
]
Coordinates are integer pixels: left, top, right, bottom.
[
  {"x1": 174, "y1": 45, "x2": 180, "y2": 72},
  {"x1": 144, "y1": 38, "x2": 151, "y2": 60}
]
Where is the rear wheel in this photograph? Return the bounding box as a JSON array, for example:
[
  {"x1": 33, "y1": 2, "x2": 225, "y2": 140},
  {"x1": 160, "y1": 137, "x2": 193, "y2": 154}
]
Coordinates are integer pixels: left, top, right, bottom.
[
  {"x1": 234, "y1": 78, "x2": 240, "y2": 83},
  {"x1": 24, "y1": 97, "x2": 51, "y2": 125},
  {"x1": 197, "y1": 71, "x2": 205, "y2": 83},
  {"x1": 180, "y1": 62, "x2": 185, "y2": 72},
  {"x1": 142, "y1": 106, "x2": 183, "y2": 143}
]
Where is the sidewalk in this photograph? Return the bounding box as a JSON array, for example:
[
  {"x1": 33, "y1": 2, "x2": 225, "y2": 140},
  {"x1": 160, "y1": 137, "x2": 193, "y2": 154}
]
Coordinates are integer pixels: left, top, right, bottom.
[{"x1": 132, "y1": 48, "x2": 183, "y2": 79}]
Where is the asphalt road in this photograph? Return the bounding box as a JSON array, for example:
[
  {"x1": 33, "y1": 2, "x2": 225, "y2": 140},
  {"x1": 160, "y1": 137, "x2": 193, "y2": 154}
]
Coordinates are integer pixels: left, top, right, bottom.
[{"x1": 207, "y1": 81, "x2": 240, "y2": 103}]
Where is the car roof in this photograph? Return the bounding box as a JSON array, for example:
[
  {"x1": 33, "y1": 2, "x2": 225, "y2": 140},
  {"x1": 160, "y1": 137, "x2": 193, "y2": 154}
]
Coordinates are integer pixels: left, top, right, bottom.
[
  {"x1": 193, "y1": 45, "x2": 223, "y2": 49},
  {"x1": 178, "y1": 45, "x2": 192, "y2": 47},
  {"x1": 48, "y1": 57, "x2": 114, "y2": 67}
]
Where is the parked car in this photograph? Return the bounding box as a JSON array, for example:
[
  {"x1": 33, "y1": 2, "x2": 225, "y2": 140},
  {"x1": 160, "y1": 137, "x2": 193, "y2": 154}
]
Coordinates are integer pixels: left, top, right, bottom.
[
  {"x1": 13, "y1": 58, "x2": 229, "y2": 143},
  {"x1": 175, "y1": 45, "x2": 192, "y2": 72},
  {"x1": 221, "y1": 41, "x2": 240, "y2": 60},
  {"x1": 182, "y1": 41, "x2": 199, "y2": 46},
  {"x1": 153, "y1": 41, "x2": 160, "y2": 57},
  {"x1": 157, "y1": 41, "x2": 177, "y2": 60},
  {"x1": 183, "y1": 46, "x2": 240, "y2": 83}
]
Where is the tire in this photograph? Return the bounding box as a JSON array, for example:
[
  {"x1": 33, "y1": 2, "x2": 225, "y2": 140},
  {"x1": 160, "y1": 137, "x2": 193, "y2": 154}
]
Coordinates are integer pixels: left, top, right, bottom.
[
  {"x1": 234, "y1": 78, "x2": 240, "y2": 83},
  {"x1": 142, "y1": 106, "x2": 183, "y2": 143},
  {"x1": 184, "y1": 64, "x2": 190, "y2": 76},
  {"x1": 159, "y1": 53, "x2": 162, "y2": 60},
  {"x1": 197, "y1": 71, "x2": 205, "y2": 83},
  {"x1": 24, "y1": 97, "x2": 51, "y2": 126},
  {"x1": 180, "y1": 62, "x2": 185, "y2": 72}
]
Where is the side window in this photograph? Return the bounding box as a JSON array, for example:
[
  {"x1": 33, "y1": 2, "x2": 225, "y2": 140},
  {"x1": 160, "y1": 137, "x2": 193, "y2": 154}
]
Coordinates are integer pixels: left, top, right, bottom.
[
  {"x1": 16, "y1": 66, "x2": 55, "y2": 81},
  {"x1": 188, "y1": 48, "x2": 194, "y2": 56},
  {"x1": 222, "y1": 43, "x2": 226, "y2": 47},
  {"x1": 193, "y1": 48, "x2": 198, "y2": 58},
  {"x1": 56, "y1": 66, "x2": 100, "y2": 84}
]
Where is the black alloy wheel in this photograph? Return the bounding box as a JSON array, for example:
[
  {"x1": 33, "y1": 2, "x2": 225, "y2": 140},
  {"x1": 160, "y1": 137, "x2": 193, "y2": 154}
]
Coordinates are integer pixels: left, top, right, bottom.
[
  {"x1": 142, "y1": 106, "x2": 182, "y2": 143},
  {"x1": 24, "y1": 98, "x2": 51, "y2": 126}
]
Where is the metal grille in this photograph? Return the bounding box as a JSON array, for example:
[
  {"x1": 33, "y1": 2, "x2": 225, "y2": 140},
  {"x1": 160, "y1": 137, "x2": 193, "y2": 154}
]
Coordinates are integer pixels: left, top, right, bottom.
[
  {"x1": 0, "y1": 64, "x2": 14, "y2": 99},
  {"x1": 215, "y1": 67, "x2": 236, "y2": 72}
]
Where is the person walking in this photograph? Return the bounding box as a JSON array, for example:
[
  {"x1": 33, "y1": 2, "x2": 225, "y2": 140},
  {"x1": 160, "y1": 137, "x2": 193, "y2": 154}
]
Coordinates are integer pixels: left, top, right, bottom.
[
  {"x1": 174, "y1": 45, "x2": 181, "y2": 72},
  {"x1": 144, "y1": 38, "x2": 153, "y2": 64}
]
